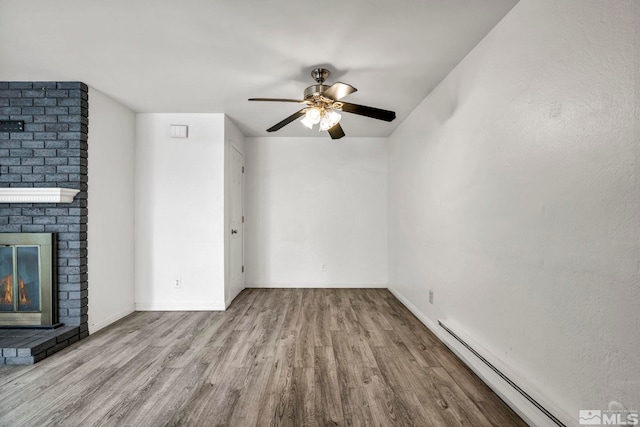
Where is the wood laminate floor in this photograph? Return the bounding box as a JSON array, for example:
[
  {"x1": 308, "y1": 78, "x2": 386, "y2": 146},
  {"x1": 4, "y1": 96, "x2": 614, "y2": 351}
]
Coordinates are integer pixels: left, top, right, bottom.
[{"x1": 0, "y1": 289, "x2": 527, "y2": 426}]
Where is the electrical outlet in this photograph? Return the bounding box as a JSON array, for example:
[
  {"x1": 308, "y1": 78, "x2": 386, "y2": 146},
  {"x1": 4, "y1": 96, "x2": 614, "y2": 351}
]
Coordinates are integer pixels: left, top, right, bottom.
[
  {"x1": 174, "y1": 278, "x2": 181, "y2": 288},
  {"x1": 429, "y1": 290, "x2": 434, "y2": 304},
  {"x1": 322, "y1": 264, "x2": 327, "y2": 271}
]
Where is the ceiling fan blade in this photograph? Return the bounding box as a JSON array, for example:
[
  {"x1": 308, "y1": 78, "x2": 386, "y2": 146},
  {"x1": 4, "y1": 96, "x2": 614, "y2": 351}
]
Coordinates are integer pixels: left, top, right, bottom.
[
  {"x1": 266, "y1": 109, "x2": 307, "y2": 132},
  {"x1": 340, "y1": 102, "x2": 396, "y2": 122},
  {"x1": 327, "y1": 123, "x2": 345, "y2": 140},
  {"x1": 249, "y1": 98, "x2": 307, "y2": 103},
  {"x1": 323, "y1": 82, "x2": 357, "y2": 101}
]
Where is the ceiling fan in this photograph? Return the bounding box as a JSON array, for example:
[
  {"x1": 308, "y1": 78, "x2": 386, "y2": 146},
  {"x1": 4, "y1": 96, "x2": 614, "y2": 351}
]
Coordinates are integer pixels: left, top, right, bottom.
[{"x1": 249, "y1": 68, "x2": 396, "y2": 140}]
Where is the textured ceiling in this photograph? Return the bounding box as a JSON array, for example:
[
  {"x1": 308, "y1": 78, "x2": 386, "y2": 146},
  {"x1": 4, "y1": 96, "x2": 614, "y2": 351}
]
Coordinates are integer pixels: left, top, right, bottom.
[{"x1": 0, "y1": 0, "x2": 518, "y2": 137}]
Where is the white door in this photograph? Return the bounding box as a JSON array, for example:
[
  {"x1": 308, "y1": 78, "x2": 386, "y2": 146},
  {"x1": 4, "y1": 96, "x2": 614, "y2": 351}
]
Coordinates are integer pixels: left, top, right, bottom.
[{"x1": 230, "y1": 147, "x2": 244, "y2": 301}]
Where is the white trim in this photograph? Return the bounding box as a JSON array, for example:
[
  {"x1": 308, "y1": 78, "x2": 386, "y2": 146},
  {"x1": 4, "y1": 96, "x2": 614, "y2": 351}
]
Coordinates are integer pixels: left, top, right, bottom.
[
  {"x1": 135, "y1": 302, "x2": 226, "y2": 311},
  {"x1": 245, "y1": 283, "x2": 387, "y2": 289},
  {"x1": 0, "y1": 187, "x2": 80, "y2": 203},
  {"x1": 88, "y1": 305, "x2": 135, "y2": 334},
  {"x1": 387, "y1": 286, "x2": 570, "y2": 427}
]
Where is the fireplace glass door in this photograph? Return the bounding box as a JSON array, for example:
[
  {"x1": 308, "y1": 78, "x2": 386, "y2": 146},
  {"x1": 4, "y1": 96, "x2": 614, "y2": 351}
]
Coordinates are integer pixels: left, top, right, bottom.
[
  {"x1": 0, "y1": 246, "x2": 41, "y2": 313},
  {"x1": 0, "y1": 233, "x2": 55, "y2": 326}
]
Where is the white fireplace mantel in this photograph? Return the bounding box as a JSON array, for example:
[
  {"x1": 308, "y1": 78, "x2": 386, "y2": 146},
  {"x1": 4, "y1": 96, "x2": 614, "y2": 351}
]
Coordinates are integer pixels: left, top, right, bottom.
[{"x1": 0, "y1": 188, "x2": 81, "y2": 203}]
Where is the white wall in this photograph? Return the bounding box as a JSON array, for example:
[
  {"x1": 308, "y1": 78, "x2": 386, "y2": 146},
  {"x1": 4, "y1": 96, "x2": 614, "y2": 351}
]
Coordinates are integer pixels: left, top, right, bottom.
[
  {"x1": 244, "y1": 136, "x2": 388, "y2": 287},
  {"x1": 135, "y1": 113, "x2": 226, "y2": 310},
  {"x1": 87, "y1": 87, "x2": 136, "y2": 333},
  {"x1": 388, "y1": 1, "x2": 640, "y2": 425},
  {"x1": 223, "y1": 116, "x2": 245, "y2": 306}
]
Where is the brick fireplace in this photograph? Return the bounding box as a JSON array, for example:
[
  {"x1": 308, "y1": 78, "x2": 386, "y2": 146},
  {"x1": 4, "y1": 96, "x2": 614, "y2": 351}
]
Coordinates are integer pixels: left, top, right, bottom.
[{"x1": 0, "y1": 81, "x2": 88, "y2": 364}]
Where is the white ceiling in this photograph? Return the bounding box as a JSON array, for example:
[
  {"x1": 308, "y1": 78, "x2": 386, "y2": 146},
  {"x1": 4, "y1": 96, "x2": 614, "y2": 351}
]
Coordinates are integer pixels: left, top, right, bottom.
[{"x1": 0, "y1": 0, "x2": 517, "y2": 138}]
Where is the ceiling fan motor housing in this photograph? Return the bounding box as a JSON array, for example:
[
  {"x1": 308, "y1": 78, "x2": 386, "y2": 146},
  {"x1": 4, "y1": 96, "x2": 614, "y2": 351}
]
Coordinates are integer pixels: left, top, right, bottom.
[{"x1": 304, "y1": 84, "x2": 330, "y2": 100}]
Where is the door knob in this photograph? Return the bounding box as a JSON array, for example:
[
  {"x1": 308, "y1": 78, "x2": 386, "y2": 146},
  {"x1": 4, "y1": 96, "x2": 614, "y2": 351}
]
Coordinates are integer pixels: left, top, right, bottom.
[{"x1": 231, "y1": 229, "x2": 238, "y2": 234}]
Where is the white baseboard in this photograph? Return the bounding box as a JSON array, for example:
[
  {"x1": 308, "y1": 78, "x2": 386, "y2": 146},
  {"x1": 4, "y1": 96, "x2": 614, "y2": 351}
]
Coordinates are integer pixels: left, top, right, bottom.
[
  {"x1": 135, "y1": 302, "x2": 226, "y2": 311},
  {"x1": 89, "y1": 304, "x2": 135, "y2": 334},
  {"x1": 245, "y1": 283, "x2": 387, "y2": 289},
  {"x1": 387, "y1": 287, "x2": 570, "y2": 427}
]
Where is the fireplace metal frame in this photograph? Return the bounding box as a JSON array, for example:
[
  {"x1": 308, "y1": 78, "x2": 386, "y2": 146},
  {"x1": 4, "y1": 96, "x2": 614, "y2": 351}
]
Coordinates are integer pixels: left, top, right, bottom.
[{"x1": 0, "y1": 233, "x2": 57, "y2": 327}]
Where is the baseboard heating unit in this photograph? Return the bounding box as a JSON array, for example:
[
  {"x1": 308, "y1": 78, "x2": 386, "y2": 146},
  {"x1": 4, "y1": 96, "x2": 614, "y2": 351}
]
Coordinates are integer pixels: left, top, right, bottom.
[{"x1": 438, "y1": 320, "x2": 565, "y2": 427}]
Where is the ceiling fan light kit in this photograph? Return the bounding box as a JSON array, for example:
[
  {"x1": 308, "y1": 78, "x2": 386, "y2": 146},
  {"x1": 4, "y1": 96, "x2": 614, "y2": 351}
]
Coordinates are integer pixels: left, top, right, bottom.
[
  {"x1": 249, "y1": 68, "x2": 396, "y2": 139},
  {"x1": 301, "y1": 108, "x2": 341, "y2": 131}
]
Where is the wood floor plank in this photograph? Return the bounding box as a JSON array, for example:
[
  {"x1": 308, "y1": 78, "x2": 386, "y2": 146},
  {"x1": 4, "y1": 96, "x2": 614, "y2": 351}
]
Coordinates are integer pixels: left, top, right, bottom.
[
  {"x1": 0, "y1": 334, "x2": 164, "y2": 423},
  {"x1": 1, "y1": 343, "x2": 168, "y2": 426},
  {"x1": 125, "y1": 362, "x2": 210, "y2": 427},
  {"x1": 225, "y1": 356, "x2": 275, "y2": 427},
  {"x1": 370, "y1": 343, "x2": 437, "y2": 426},
  {"x1": 332, "y1": 331, "x2": 375, "y2": 427},
  {"x1": 288, "y1": 367, "x2": 316, "y2": 427},
  {"x1": 370, "y1": 341, "x2": 456, "y2": 426},
  {"x1": 0, "y1": 288, "x2": 526, "y2": 426},
  {"x1": 256, "y1": 335, "x2": 297, "y2": 426},
  {"x1": 314, "y1": 345, "x2": 345, "y2": 426},
  {"x1": 432, "y1": 343, "x2": 500, "y2": 404},
  {"x1": 181, "y1": 366, "x2": 251, "y2": 427},
  {"x1": 52, "y1": 345, "x2": 182, "y2": 427},
  {"x1": 280, "y1": 288, "x2": 303, "y2": 339},
  {"x1": 362, "y1": 367, "x2": 411, "y2": 427},
  {"x1": 294, "y1": 293, "x2": 315, "y2": 368},
  {"x1": 428, "y1": 366, "x2": 494, "y2": 427},
  {"x1": 313, "y1": 290, "x2": 334, "y2": 346}
]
